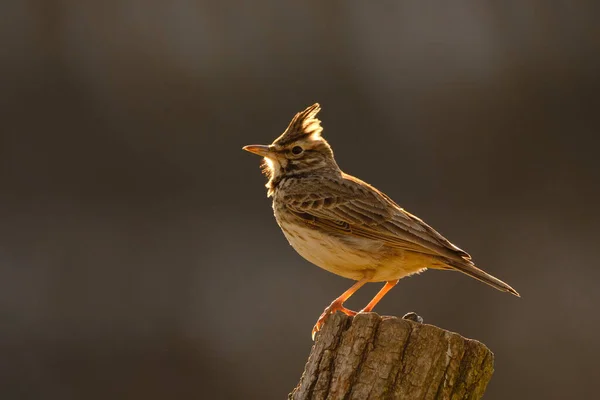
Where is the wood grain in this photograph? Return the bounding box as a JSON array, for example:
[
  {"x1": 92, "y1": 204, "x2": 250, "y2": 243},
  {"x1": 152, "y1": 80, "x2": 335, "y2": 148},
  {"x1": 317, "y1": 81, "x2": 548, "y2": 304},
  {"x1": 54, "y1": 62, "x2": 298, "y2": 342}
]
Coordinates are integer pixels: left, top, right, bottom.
[{"x1": 290, "y1": 313, "x2": 494, "y2": 400}]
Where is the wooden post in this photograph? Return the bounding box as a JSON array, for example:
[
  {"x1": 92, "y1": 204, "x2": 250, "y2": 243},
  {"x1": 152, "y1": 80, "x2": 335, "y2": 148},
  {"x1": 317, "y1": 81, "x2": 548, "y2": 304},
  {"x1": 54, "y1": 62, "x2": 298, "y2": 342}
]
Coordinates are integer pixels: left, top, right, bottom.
[{"x1": 290, "y1": 313, "x2": 494, "y2": 400}]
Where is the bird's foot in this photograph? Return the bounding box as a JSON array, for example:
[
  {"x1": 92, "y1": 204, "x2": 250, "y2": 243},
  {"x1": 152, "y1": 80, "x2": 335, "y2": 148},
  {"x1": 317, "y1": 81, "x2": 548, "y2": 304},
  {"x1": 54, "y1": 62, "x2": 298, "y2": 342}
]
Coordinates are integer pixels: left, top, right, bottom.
[
  {"x1": 312, "y1": 300, "x2": 357, "y2": 340},
  {"x1": 402, "y1": 311, "x2": 424, "y2": 323}
]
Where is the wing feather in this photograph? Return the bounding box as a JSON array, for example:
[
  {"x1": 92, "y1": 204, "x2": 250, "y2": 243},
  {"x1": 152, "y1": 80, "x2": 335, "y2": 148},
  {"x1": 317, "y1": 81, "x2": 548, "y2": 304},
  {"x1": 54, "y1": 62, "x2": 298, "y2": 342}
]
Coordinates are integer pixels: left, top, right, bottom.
[{"x1": 283, "y1": 174, "x2": 471, "y2": 262}]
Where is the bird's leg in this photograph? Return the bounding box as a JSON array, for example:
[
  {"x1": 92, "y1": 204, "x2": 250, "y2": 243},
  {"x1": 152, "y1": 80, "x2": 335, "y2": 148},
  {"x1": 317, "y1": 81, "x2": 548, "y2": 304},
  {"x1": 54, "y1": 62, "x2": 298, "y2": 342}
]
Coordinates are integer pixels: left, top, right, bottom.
[
  {"x1": 359, "y1": 279, "x2": 399, "y2": 313},
  {"x1": 312, "y1": 277, "x2": 370, "y2": 340}
]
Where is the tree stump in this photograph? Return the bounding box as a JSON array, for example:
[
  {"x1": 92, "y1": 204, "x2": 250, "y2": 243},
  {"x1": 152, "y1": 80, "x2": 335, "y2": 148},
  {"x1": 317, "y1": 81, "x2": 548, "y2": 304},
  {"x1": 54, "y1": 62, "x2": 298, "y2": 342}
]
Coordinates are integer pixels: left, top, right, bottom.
[{"x1": 290, "y1": 313, "x2": 494, "y2": 400}]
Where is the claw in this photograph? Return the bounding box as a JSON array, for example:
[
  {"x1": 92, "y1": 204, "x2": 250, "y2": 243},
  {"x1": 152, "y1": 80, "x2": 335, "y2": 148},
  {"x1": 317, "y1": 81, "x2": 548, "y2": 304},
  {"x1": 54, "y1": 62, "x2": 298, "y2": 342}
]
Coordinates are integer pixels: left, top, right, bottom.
[
  {"x1": 311, "y1": 300, "x2": 357, "y2": 340},
  {"x1": 311, "y1": 325, "x2": 320, "y2": 341}
]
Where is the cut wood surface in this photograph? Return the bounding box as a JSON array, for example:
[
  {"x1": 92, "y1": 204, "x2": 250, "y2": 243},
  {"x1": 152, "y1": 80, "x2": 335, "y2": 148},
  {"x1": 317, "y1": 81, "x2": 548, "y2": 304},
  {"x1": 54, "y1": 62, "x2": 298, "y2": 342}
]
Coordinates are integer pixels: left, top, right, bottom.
[{"x1": 290, "y1": 313, "x2": 494, "y2": 400}]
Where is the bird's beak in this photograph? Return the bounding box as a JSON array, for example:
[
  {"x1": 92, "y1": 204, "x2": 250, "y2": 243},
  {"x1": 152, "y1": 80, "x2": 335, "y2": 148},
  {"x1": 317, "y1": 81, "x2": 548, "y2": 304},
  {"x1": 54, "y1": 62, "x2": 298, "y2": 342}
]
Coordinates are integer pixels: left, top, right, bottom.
[{"x1": 242, "y1": 144, "x2": 272, "y2": 157}]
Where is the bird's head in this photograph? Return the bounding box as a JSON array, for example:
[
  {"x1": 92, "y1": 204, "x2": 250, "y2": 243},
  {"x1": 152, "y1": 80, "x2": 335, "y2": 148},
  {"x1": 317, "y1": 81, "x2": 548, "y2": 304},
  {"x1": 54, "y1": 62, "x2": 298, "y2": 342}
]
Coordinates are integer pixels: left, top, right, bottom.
[{"x1": 243, "y1": 103, "x2": 339, "y2": 196}]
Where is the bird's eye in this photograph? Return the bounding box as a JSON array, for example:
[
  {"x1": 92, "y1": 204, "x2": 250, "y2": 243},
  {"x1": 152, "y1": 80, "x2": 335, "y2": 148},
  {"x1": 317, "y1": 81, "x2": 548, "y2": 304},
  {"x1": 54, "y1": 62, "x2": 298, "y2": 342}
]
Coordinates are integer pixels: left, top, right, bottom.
[{"x1": 291, "y1": 146, "x2": 303, "y2": 155}]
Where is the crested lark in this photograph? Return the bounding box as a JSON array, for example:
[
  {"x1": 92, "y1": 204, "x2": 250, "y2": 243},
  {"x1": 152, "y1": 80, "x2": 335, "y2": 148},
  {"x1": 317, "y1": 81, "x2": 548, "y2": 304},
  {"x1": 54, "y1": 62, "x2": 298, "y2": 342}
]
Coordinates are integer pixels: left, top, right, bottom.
[{"x1": 243, "y1": 104, "x2": 519, "y2": 339}]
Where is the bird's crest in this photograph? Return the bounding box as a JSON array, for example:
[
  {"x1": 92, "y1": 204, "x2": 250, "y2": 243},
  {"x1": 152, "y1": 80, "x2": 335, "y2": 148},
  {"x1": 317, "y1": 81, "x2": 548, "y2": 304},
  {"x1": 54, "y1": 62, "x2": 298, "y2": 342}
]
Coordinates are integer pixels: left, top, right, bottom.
[{"x1": 273, "y1": 103, "x2": 323, "y2": 146}]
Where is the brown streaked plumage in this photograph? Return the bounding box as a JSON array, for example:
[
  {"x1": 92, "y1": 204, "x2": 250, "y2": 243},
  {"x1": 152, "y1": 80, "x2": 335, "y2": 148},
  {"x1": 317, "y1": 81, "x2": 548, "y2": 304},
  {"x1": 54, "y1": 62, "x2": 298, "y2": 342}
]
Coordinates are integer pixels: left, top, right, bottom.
[{"x1": 243, "y1": 103, "x2": 519, "y2": 339}]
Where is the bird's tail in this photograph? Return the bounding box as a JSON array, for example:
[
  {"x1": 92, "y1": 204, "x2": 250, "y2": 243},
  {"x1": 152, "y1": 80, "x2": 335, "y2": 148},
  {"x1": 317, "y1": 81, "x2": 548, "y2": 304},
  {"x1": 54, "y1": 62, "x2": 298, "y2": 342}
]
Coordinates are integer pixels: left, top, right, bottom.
[{"x1": 444, "y1": 259, "x2": 520, "y2": 297}]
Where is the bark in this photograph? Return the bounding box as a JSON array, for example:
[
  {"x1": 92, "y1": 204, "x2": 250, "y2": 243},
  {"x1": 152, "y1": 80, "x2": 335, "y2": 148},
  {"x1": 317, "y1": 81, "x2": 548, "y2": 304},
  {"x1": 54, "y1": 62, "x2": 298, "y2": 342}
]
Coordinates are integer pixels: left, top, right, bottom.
[{"x1": 290, "y1": 313, "x2": 494, "y2": 400}]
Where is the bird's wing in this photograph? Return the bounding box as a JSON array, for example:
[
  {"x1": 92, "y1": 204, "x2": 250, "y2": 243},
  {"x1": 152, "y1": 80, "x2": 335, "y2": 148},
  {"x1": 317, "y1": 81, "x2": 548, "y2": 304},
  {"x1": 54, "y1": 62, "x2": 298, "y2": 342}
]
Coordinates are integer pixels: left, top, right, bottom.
[{"x1": 282, "y1": 174, "x2": 471, "y2": 263}]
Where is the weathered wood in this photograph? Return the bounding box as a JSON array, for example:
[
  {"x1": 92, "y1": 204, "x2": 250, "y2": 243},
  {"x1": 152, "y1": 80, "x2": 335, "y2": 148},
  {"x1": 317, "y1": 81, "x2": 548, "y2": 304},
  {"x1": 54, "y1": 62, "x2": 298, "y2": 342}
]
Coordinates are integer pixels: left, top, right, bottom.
[{"x1": 290, "y1": 313, "x2": 494, "y2": 400}]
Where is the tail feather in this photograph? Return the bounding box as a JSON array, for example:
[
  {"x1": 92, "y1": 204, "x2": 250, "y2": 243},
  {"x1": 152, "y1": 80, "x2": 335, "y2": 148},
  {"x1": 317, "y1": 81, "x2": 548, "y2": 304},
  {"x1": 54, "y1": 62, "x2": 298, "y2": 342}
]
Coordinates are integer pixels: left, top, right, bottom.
[{"x1": 445, "y1": 260, "x2": 520, "y2": 297}]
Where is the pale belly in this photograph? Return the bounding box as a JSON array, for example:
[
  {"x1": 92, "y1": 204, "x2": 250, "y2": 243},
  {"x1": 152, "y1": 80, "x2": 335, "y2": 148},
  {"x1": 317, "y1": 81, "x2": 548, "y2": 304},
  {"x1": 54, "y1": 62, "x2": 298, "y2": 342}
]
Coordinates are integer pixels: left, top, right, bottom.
[{"x1": 278, "y1": 220, "x2": 427, "y2": 282}]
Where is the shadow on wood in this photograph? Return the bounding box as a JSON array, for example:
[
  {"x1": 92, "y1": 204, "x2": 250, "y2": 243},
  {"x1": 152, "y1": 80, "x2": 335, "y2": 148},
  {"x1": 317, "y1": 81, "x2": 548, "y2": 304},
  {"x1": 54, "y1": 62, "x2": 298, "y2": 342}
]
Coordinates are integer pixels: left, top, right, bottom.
[{"x1": 290, "y1": 313, "x2": 494, "y2": 400}]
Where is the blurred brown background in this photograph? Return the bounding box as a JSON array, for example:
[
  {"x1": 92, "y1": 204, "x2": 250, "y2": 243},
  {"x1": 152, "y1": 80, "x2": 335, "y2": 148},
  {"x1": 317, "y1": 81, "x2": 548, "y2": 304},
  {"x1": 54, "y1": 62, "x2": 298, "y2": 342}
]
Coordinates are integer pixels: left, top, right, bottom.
[{"x1": 1, "y1": 1, "x2": 599, "y2": 399}]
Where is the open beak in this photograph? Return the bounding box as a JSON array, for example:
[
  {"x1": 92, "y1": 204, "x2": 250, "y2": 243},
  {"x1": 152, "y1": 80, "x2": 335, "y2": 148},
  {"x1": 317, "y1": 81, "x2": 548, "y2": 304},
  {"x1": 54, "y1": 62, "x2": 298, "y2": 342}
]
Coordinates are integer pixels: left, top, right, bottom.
[{"x1": 242, "y1": 144, "x2": 271, "y2": 157}]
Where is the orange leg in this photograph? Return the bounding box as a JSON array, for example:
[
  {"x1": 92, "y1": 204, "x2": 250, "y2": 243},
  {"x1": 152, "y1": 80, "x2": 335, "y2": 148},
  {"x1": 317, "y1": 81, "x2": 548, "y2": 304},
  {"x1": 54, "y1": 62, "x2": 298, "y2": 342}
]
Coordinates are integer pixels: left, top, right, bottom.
[
  {"x1": 360, "y1": 279, "x2": 399, "y2": 313},
  {"x1": 312, "y1": 277, "x2": 370, "y2": 340}
]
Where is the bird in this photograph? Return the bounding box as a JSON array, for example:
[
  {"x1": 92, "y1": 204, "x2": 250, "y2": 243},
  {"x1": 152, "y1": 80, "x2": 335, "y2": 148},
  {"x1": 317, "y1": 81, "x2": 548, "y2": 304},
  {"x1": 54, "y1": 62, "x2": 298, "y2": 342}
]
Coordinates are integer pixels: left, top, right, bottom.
[{"x1": 243, "y1": 103, "x2": 519, "y2": 339}]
